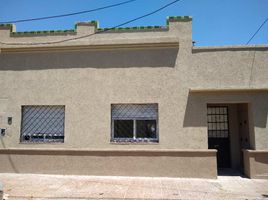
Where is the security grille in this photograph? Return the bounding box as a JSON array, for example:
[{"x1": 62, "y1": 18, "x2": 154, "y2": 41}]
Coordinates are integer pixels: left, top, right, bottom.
[
  {"x1": 20, "y1": 105, "x2": 65, "y2": 143},
  {"x1": 111, "y1": 104, "x2": 158, "y2": 142},
  {"x1": 207, "y1": 106, "x2": 229, "y2": 138},
  {"x1": 112, "y1": 104, "x2": 158, "y2": 119}
]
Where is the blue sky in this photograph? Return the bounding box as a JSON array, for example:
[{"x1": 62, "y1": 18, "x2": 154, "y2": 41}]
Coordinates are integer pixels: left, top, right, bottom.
[{"x1": 0, "y1": 0, "x2": 267, "y2": 46}]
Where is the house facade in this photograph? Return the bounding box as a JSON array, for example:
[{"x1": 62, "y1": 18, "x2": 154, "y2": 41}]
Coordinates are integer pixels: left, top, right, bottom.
[{"x1": 0, "y1": 16, "x2": 267, "y2": 179}]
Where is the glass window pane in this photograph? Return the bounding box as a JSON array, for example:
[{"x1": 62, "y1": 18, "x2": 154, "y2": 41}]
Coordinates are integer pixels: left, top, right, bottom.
[
  {"x1": 136, "y1": 120, "x2": 157, "y2": 138},
  {"x1": 114, "y1": 120, "x2": 133, "y2": 138},
  {"x1": 111, "y1": 104, "x2": 158, "y2": 142}
]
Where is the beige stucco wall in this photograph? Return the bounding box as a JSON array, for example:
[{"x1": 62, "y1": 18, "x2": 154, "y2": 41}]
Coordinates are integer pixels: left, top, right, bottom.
[
  {"x1": 0, "y1": 149, "x2": 217, "y2": 178},
  {"x1": 0, "y1": 19, "x2": 192, "y2": 47},
  {"x1": 0, "y1": 53, "x2": 208, "y2": 149},
  {"x1": 187, "y1": 92, "x2": 268, "y2": 150},
  {"x1": 0, "y1": 18, "x2": 268, "y2": 177},
  {"x1": 0, "y1": 19, "x2": 268, "y2": 150},
  {"x1": 243, "y1": 150, "x2": 268, "y2": 179},
  {"x1": 0, "y1": 19, "x2": 197, "y2": 150},
  {"x1": 191, "y1": 47, "x2": 268, "y2": 89},
  {"x1": 190, "y1": 44, "x2": 268, "y2": 150}
]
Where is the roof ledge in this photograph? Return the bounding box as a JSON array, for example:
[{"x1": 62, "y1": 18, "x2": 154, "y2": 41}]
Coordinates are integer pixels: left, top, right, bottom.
[
  {"x1": 0, "y1": 16, "x2": 192, "y2": 37},
  {"x1": 193, "y1": 45, "x2": 268, "y2": 52},
  {"x1": 189, "y1": 88, "x2": 268, "y2": 93}
]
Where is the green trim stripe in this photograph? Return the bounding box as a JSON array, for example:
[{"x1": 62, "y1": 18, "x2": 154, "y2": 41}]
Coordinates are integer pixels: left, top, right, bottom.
[{"x1": 0, "y1": 16, "x2": 192, "y2": 36}]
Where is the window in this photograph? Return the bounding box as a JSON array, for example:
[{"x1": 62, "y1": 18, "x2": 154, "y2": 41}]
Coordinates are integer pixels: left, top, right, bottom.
[
  {"x1": 207, "y1": 106, "x2": 229, "y2": 138},
  {"x1": 111, "y1": 104, "x2": 158, "y2": 142},
  {"x1": 20, "y1": 105, "x2": 65, "y2": 143}
]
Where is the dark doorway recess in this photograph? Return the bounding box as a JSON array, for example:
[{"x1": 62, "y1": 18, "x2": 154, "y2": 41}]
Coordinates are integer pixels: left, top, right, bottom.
[{"x1": 207, "y1": 106, "x2": 230, "y2": 168}]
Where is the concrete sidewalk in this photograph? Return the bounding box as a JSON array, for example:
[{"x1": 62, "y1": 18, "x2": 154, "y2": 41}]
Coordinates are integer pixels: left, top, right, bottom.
[{"x1": 0, "y1": 173, "x2": 268, "y2": 200}]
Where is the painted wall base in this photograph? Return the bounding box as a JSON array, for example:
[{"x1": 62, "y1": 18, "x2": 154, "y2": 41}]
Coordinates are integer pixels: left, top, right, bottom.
[
  {"x1": 0, "y1": 148, "x2": 217, "y2": 179},
  {"x1": 243, "y1": 150, "x2": 268, "y2": 179}
]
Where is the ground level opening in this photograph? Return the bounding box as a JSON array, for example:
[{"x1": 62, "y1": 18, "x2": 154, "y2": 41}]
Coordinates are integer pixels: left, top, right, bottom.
[{"x1": 207, "y1": 103, "x2": 253, "y2": 176}]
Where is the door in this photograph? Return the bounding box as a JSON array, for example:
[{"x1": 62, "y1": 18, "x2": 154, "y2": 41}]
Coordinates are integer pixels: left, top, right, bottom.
[{"x1": 207, "y1": 106, "x2": 230, "y2": 168}]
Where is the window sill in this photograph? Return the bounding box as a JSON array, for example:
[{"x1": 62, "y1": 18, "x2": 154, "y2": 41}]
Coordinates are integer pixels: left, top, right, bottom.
[
  {"x1": 20, "y1": 140, "x2": 64, "y2": 144},
  {"x1": 110, "y1": 139, "x2": 159, "y2": 145}
]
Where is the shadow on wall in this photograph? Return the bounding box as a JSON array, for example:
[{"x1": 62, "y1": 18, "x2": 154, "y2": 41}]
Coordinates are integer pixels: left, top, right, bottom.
[
  {"x1": 0, "y1": 48, "x2": 178, "y2": 70},
  {"x1": 251, "y1": 93, "x2": 268, "y2": 128},
  {"x1": 183, "y1": 92, "x2": 207, "y2": 128},
  {"x1": 183, "y1": 91, "x2": 268, "y2": 128},
  {"x1": 255, "y1": 152, "x2": 268, "y2": 164}
]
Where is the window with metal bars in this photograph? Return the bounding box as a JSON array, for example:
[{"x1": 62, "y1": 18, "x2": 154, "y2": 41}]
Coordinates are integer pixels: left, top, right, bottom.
[
  {"x1": 207, "y1": 106, "x2": 229, "y2": 138},
  {"x1": 20, "y1": 105, "x2": 65, "y2": 143},
  {"x1": 111, "y1": 104, "x2": 158, "y2": 143}
]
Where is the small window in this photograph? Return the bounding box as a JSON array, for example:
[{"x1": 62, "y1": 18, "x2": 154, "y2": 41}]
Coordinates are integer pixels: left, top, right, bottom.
[
  {"x1": 20, "y1": 105, "x2": 65, "y2": 143},
  {"x1": 111, "y1": 104, "x2": 158, "y2": 143},
  {"x1": 207, "y1": 106, "x2": 229, "y2": 138}
]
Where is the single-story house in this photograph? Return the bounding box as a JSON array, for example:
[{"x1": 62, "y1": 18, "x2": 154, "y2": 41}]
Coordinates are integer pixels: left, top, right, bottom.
[{"x1": 0, "y1": 16, "x2": 267, "y2": 179}]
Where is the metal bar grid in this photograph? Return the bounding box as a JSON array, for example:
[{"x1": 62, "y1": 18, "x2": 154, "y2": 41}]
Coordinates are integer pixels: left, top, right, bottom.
[
  {"x1": 207, "y1": 106, "x2": 229, "y2": 138},
  {"x1": 112, "y1": 104, "x2": 158, "y2": 120},
  {"x1": 111, "y1": 104, "x2": 158, "y2": 142},
  {"x1": 20, "y1": 105, "x2": 65, "y2": 143}
]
